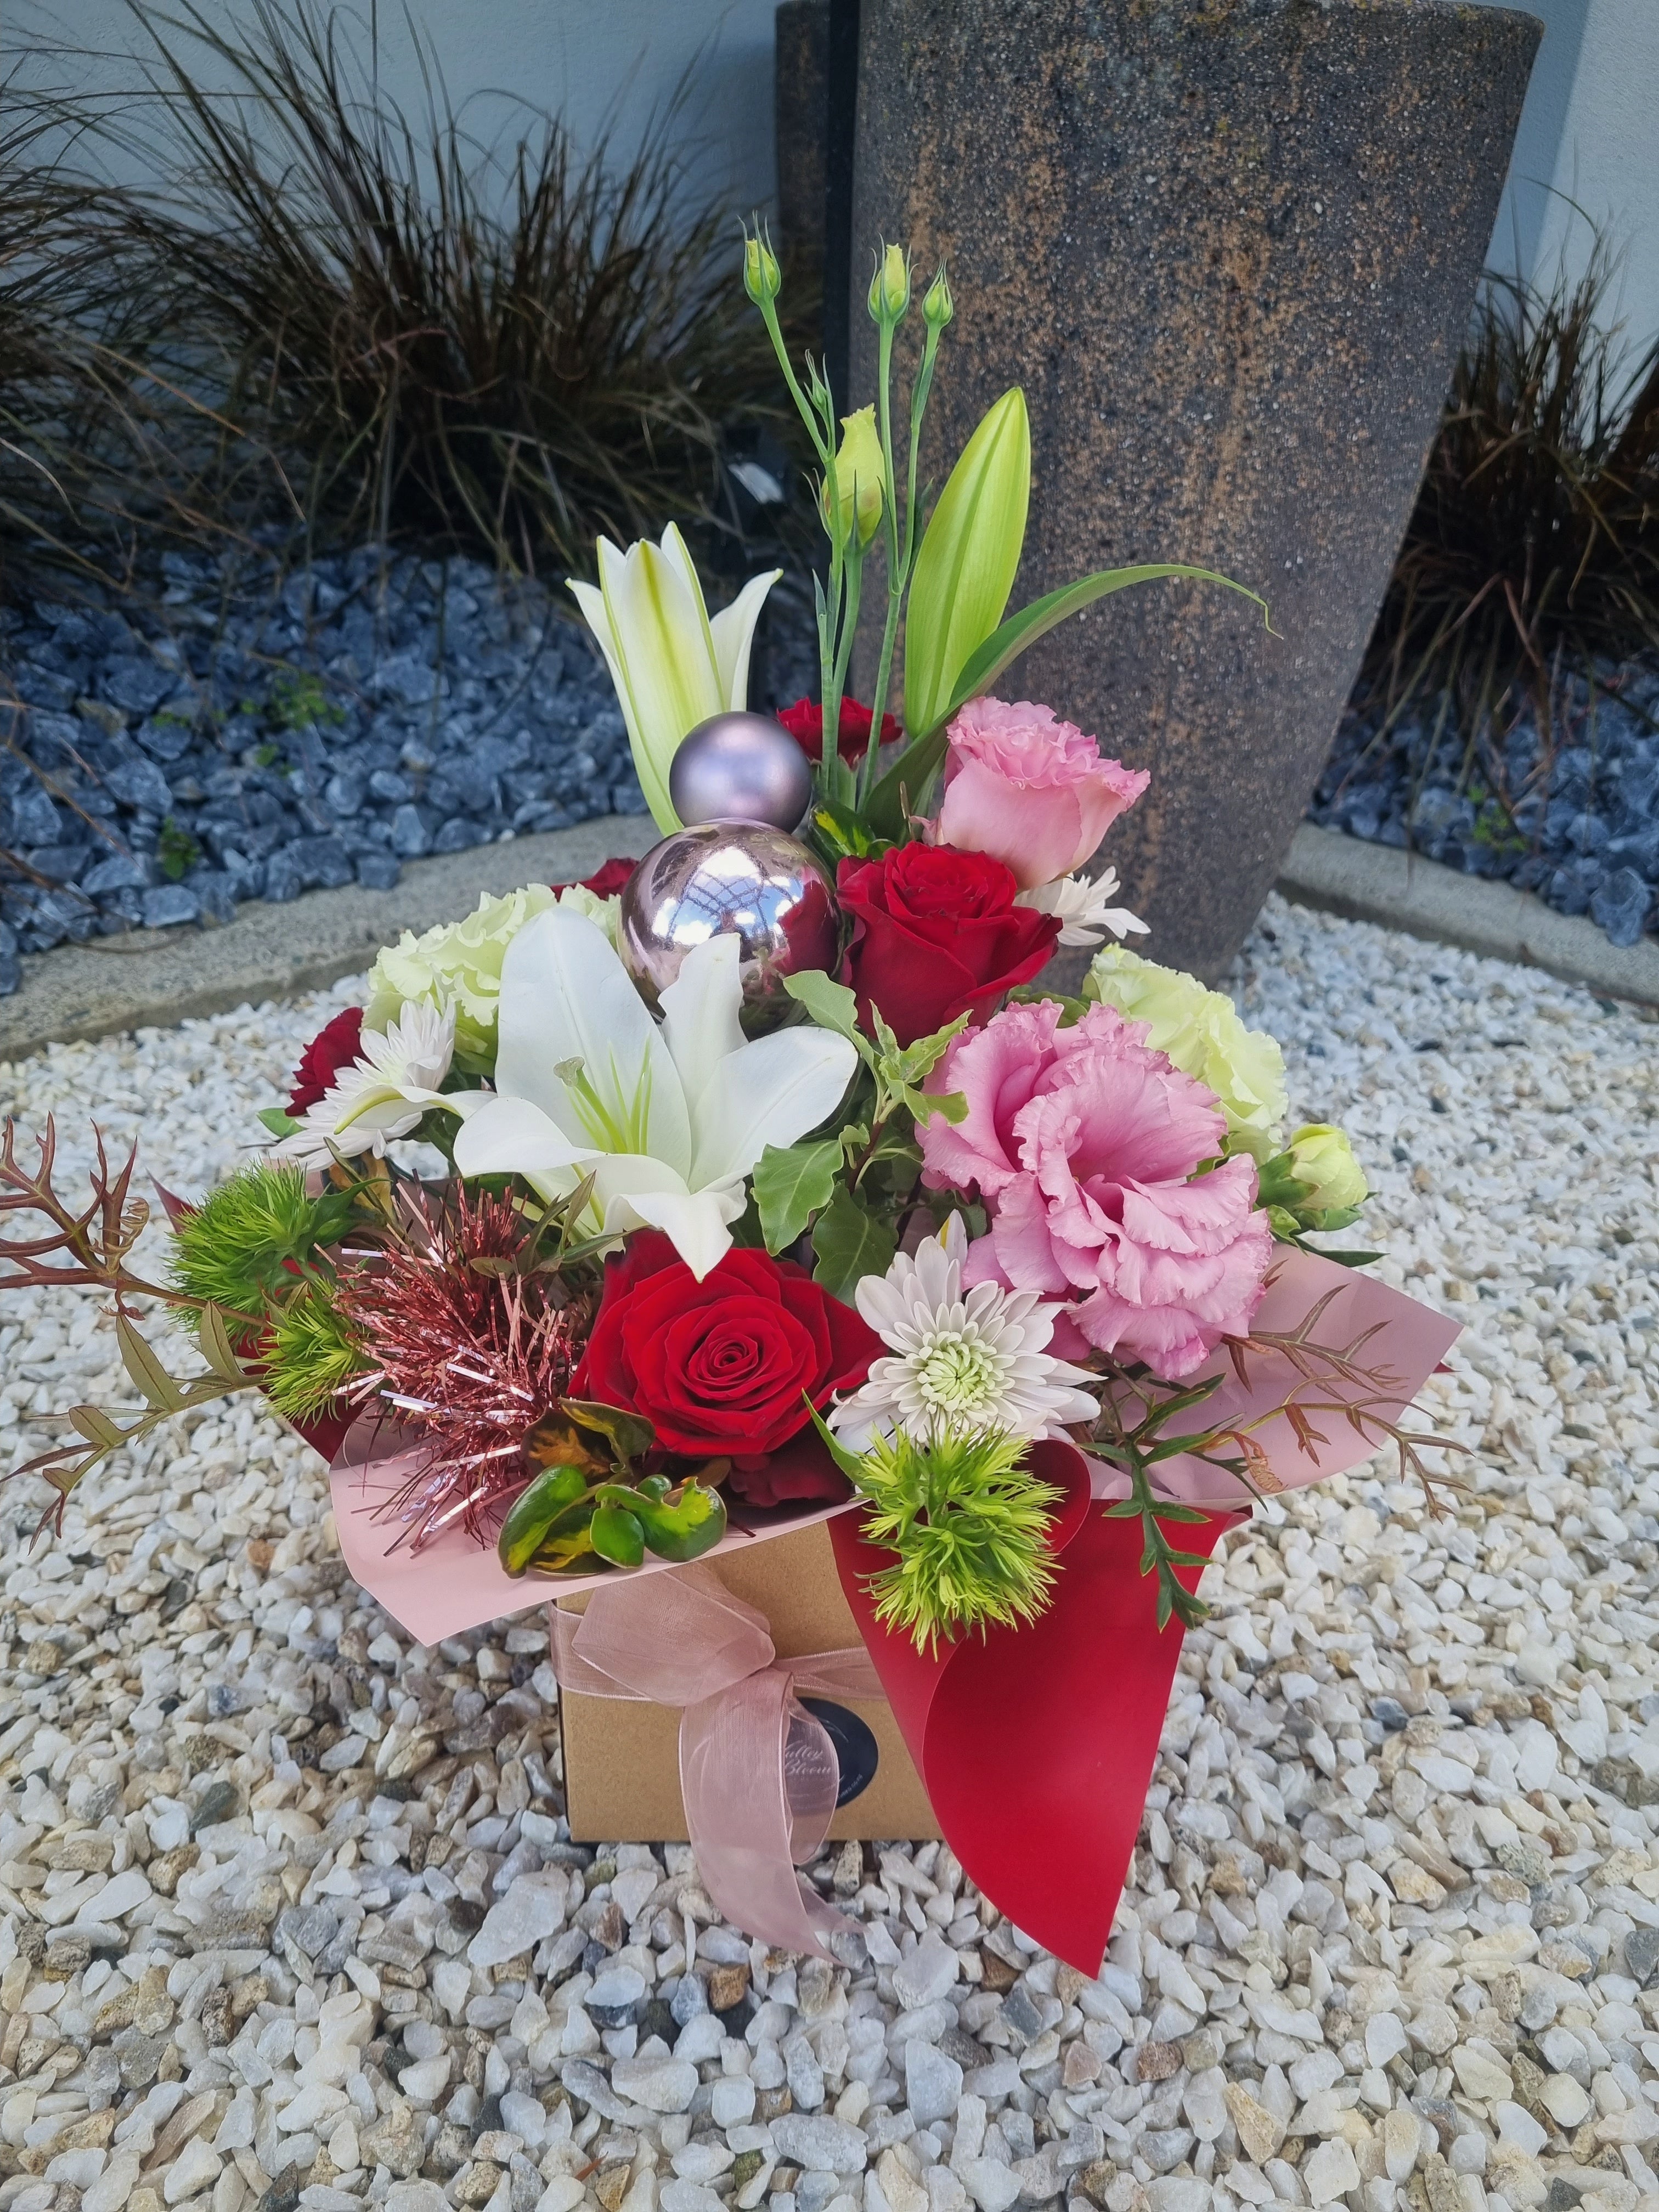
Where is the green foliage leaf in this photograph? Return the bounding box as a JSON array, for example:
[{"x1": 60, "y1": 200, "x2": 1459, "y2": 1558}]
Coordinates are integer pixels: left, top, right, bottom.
[
  {"x1": 867, "y1": 562, "x2": 1272, "y2": 837},
  {"x1": 811, "y1": 1184, "x2": 896, "y2": 1304},
  {"x1": 589, "y1": 1502, "x2": 646, "y2": 1567},
  {"x1": 808, "y1": 799, "x2": 887, "y2": 863},
  {"x1": 197, "y1": 1304, "x2": 249, "y2": 1385},
  {"x1": 522, "y1": 1410, "x2": 611, "y2": 1481},
  {"x1": 116, "y1": 1316, "x2": 186, "y2": 1412},
  {"x1": 804, "y1": 1400, "x2": 872, "y2": 1483},
  {"x1": 257, "y1": 1108, "x2": 302, "y2": 1138},
  {"x1": 1307, "y1": 1205, "x2": 1365, "y2": 1234},
  {"x1": 629, "y1": 1477, "x2": 727, "y2": 1562},
  {"x1": 904, "y1": 387, "x2": 1030, "y2": 738},
  {"x1": 560, "y1": 1398, "x2": 657, "y2": 1468},
  {"x1": 753, "y1": 1140, "x2": 843, "y2": 1255},
  {"x1": 498, "y1": 1464, "x2": 591, "y2": 1575},
  {"x1": 69, "y1": 1406, "x2": 126, "y2": 1448},
  {"x1": 782, "y1": 969, "x2": 869, "y2": 1057}
]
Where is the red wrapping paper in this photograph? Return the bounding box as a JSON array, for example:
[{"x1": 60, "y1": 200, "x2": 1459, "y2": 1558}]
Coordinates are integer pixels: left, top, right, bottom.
[{"x1": 831, "y1": 1441, "x2": 1240, "y2": 1974}]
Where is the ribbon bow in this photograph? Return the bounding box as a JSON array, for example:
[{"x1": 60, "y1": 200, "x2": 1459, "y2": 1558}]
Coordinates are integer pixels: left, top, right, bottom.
[{"x1": 548, "y1": 1560, "x2": 885, "y2": 1958}]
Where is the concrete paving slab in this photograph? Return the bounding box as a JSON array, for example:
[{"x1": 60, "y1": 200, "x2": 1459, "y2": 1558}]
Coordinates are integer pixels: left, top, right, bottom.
[
  {"x1": 0, "y1": 816, "x2": 653, "y2": 1066},
  {"x1": 1275, "y1": 822, "x2": 1659, "y2": 1009}
]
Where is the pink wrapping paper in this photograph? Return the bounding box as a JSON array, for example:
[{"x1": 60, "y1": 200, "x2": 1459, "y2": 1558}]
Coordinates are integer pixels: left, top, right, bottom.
[
  {"x1": 1094, "y1": 1247, "x2": 1462, "y2": 1508},
  {"x1": 325, "y1": 1438, "x2": 854, "y2": 1646}
]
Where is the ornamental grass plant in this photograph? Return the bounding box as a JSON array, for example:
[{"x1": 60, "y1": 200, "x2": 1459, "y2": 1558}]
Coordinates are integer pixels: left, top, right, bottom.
[
  {"x1": 1356, "y1": 237, "x2": 1659, "y2": 781},
  {"x1": 85, "y1": 0, "x2": 804, "y2": 580}
]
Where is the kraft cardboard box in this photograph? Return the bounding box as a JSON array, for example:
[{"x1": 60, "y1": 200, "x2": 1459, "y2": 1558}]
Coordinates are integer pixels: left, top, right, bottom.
[{"x1": 557, "y1": 1519, "x2": 939, "y2": 1842}]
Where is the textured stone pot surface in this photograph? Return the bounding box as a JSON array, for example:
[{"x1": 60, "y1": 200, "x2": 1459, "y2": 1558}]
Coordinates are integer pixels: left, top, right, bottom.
[
  {"x1": 853, "y1": 0, "x2": 1541, "y2": 980},
  {"x1": 775, "y1": 0, "x2": 830, "y2": 275}
]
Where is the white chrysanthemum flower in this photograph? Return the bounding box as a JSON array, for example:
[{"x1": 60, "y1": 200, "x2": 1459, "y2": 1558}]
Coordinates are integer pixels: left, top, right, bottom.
[
  {"x1": 830, "y1": 1215, "x2": 1099, "y2": 1451},
  {"x1": 273, "y1": 1000, "x2": 457, "y2": 1167},
  {"x1": 1016, "y1": 865, "x2": 1148, "y2": 947}
]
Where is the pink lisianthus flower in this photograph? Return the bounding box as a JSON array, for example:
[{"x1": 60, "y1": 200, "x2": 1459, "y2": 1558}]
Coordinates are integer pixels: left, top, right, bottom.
[
  {"x1": 935, "y1": 696, "x2": 1149, "y2": 889},
  {"x1": 919, "y1": 1000, "x2": 1273, "y2": 1379}
]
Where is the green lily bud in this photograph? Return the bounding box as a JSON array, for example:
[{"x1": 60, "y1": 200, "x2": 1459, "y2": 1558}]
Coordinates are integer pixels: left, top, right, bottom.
[
  {"x1": 743, "y1": 230, "x2": 781, "y2": 307},
  {"x1": 868, "y1": 242, "x2": 910, "y2": 323},
  {"x1": 922, "y1": 264, "x2": 953, "y2": 331},
  {"x1": 904, "y1": 387, "x2": 1030, "y2": 736},
  {"x1": 822, "y1": 405, "x2": 886, "y2": 548},
  {"x1": 1285, "y1": 1123, "x2": 1369, "y2": 1219}
]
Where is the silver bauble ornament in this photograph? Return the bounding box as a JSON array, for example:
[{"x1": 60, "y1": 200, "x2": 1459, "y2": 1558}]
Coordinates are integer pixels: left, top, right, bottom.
[
  {"x1": 668, "y1": 710, "x2": 814, "y2": 832},
  {"x1": 619, "y1": 822, "x2": 841, "y2": 1036}
]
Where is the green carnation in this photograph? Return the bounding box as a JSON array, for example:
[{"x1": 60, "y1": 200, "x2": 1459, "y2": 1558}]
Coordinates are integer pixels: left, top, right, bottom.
[
  {"x1": 364, "y1": 884, "x2": 556, "y2": 1074},
  {"x1": 1087, "y1": 945, "x2": 1287, "y2": 1161},
  {"x1": 364, "y1": 884, "x2": 622, "y2": 1074}
]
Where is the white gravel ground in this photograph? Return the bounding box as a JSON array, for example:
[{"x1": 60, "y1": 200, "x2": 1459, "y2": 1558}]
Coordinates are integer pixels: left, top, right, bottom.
[{"x1": 0, "y1": 896, "x2": 1655, "y2": 2212}]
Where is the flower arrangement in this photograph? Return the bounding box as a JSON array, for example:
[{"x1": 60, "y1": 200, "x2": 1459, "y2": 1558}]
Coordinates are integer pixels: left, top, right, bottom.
[{"x1": 0, "y1": 235, "x2": 1462, "y2": 1970}]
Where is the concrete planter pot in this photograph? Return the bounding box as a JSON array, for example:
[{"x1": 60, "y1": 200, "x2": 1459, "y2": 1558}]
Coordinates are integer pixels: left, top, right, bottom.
[{"x1": 851, "y1": 0, "x2": 1541, "y2": 979}]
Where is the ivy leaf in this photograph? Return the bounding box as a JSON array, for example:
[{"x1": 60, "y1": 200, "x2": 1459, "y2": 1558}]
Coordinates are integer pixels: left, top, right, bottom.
[
  {"x1": 811, "y1": 1186, "x2": 897, "y2": 1304},
  {"x1": 753, "y1": 1140, "x2": 843, "y2": 1255},
  {"x1": 783, "y1": 970, "x2": 871, "y2": 1059}
]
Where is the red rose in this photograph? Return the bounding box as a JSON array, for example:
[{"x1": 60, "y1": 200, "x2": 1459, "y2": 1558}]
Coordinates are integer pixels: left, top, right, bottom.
[
  {"x1": 568, "y1": 855, "x2": 637, "y2": 899},
  {"x1": 837, "y1": 845, "x2": 1060, "y2": 1048},
  {"x1": 286, "y1": 1006, "x2": 364, "y2": 1115},
  {"x1": 777, "y1": 697, "x2": 900, "y2": 765},
  {"x1": 569, "y1": 1232, "x2": 881, "y2": 1462},
  {"x1": 726, "y1": 1428, "x2": 851, "y2": 1509}
]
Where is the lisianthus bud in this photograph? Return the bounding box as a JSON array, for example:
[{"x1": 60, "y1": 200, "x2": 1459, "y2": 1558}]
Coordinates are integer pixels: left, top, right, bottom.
[
  {"x1": 822, "y1": 405, "x2": 885, "y2": 548},
  {"x1": 868, "y1": 242, "x2": 910, "y2": 322},
  {"x1": 1285, "y1": 1124, "x2": 1369, "y2": 1217},
  {"x1": 922, "y1": 264, "x2": 953, "y2": 330},
  {"x1": 743, "y1": 232, "x2": 781, "y2": 306}
]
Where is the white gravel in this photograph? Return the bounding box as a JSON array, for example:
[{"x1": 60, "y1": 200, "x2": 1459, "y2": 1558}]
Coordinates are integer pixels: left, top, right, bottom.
[{"x1": 0, "y1": 895, "x2": 1655, "y2": 2212}]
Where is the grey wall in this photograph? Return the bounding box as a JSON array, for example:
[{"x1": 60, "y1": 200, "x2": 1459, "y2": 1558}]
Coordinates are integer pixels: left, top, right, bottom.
[
  {"x1": 14, "y1": 0, "x2": 782, "y2": 218},
  {"x1": 1475, "y1": 0, "x2": 1659, "y2": 347},
  {"x1": 16, "y1": 0, "x2": 1659, "y2": 349}
]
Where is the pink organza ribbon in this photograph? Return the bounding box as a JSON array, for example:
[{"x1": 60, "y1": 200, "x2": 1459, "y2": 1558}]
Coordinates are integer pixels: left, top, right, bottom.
[{"x1": 548, "y1": 1560, "x2": 884, "y2": 1959}]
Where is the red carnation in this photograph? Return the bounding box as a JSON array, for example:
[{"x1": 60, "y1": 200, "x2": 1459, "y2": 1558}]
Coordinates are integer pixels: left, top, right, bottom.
[
  {"x1": 568, "y1": 1232, "x2": 881, "y2": 1502},
  {"x1": 570, "y1": 855, "x2": 638, "y2": 899},
  {"x1": 286, "y1": 1006, "x2": 364, "y2": 1116},
  {"x1": 838, "y1": 845, "x2": 1060, "y2": 1048},
  {"x1": 777, "y1": 697, "x2": 900, "y2": 766}
]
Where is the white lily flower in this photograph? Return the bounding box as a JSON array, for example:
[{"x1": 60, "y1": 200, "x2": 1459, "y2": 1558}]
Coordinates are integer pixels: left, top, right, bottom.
[
  {"x1": 1015, "y1": 865, "x2": 1149, "y2": 947},
  {"x1": 273, "y1": 1001, "x2": 458, "y2": 1167},
  {"x1": 569, "y1": 523, "x2": 781, "y2": 833},
  {"x1": 830, "y1": 1215, "x2": 1099, "y2": 1451},
  {"x1": 448, "y1": 909, "x2": 856, "y2": 1279}
]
